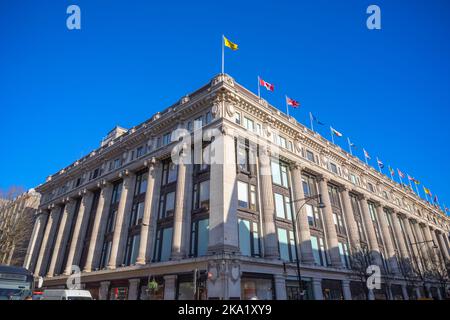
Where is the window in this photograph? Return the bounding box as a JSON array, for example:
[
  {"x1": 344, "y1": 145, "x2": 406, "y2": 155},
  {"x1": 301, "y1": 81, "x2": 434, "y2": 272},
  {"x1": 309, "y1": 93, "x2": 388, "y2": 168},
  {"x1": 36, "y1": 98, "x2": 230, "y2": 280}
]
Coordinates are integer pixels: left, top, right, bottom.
[
  {"x1": 234, "y1": 112, "x2": 241, "y2": 125},
  {"x1": 194, "y1": 116, "x2": 203, "y2": 130},
  {"x1": 129, "y1": 201, "x2": 145, "y2": 226},
  {"x1": 111, "y1": 182, "x2": 122, "y2": 205},
  {"x1": 205, "y1": 112, "x2": 212, "y2": 125},
  {"x1": 238, "y1": 181, "x2": 249, "y2": 208},
  {"x1": 158, "y1": 192, "x2": 175, "y2": 219},
  {"x1": 191, "y1": 219, "x2": 209, "y2": 257},
  {"x1": 256, "y1": 123, "x2": 262, "y2": 136},
  {"x1": 238, "y1": 219, "x2": 260, "y2": 256},
  {"x1": 136, "y1": 146, "x2": 144, "y2": 158},
  {"x1": 368, "y1": 183, "x2": 375, "y2": 193},
  {"x1": 123, "y1": 234, "x2": 140, "y2": 266},
  {"x1": 154, "y1": 227, "x2": 173, "y2": 262},
  {"x1": 306, "y1": 204, "x2": 322, "y2": 229},
  {"x1": 163, "y1": 132, "x2": 172, "y2": 146},
  {"x1": 338, "y1": 242, "x2": 350, "y2": 268},
  {"x1": 350, "y1": 194, "x2": 366, "y2": 242},
  {"x1": 306, "y1": 150, "x2": 315, "y2": 162},
  {"x1": 187, "y1": 121, "x2": 193, "y2": 132},
  {"x1": 273, "y1": 134, "x2": 287, "y2": 148},
  {"x1": 162, "y1": 161, "x2": 177, "y2": 185},
  {"x1": 271, "y1": 161, "x2": 289, "y2": 188},
  {"x1": 243, "y1": 117, "x2": 255, "y2": 132},
  {"x1": 237, "y1": 181, "x2": 257, "y2": 211},
  {"x1": 91, "y1": 168, "x2": 100, "y2": 180},
  {"x1": 135, "y1": 171, "x2": 148, "y2": 196},
  {"x1": 311, "y1": 235, "x2": 327, "y2": 266},
  {"x1": 277, "y1": 228, "x2": 296, "y2": 262},
  {"x1": 99, "y1": 240, "x2": 112, "y2": 268},
  {"x1": 274, "y1": 193, "x2": 292, "y2": 220},
  {"x1": 237, "y1": 141, "x2": 250, "y2": 173},
  {"x1": 329, "y1": 162, "x2": 338, "y2": 174},
  {"x1": 113, "y1": 158, "x2": 121, "y2": 170},
  {"x1": 193, "y1": 180, "x2": 210, "y2": 210}
]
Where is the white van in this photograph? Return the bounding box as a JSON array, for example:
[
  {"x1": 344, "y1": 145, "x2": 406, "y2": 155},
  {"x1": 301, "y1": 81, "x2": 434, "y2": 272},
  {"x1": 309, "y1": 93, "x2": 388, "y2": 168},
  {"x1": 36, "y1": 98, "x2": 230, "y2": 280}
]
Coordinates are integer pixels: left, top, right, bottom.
[{"x1": 41, "y1": 289, "x2": 93, "y2": 300}]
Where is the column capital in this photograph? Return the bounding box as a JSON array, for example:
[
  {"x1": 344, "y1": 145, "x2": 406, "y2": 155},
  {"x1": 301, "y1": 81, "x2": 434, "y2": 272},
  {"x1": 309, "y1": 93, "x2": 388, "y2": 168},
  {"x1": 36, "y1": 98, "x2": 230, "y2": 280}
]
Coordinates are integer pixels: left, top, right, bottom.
[
  {"x1": 288, "y1": 161, "x2": 303, "y2": 171},
  {"x1": 316, "y1": 174, "x2": 330, "y2": 183},
  {"x1": 118, "y1": 169, "x2": 130, "y2": 179},
  {"x1": 128, "y1": 278, "x2": 141, "y2": 285},
  {"x1": 144, "y1": 157, "x2": 158, "y2": 169}
]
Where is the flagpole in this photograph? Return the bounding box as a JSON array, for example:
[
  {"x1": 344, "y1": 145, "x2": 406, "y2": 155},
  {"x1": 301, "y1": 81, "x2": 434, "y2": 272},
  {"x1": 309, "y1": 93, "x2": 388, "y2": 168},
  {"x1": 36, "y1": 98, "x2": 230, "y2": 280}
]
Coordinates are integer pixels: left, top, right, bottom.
[
  {"x1": 414, "y1": 183, "x2": 420, "y2": 198},
  {"x1": 388, "y1": 167, "x2": 394, "y2": 181},
  {"x1": 285, "y1": 96, "x2": 289, "y2": 116},
  {"x1": 399, "y1": 175, "x2": 404, "y2": 186},
  {"x1": 347, "y1": 138, "x2": 353, "y2": 156},
  {"x1": 330, "y1": 127, "x2": 335, "y2": 144},
  {"x1": 257, "y1": 76, "x2": 261, "y2": 99},
  {"x1": 221, "y1": 35, "x2": 224, "y2": 74},
  {"x1": 407, "y1": 176, "x2": 414, "y2": 191},
  {"x1": 363, "y1": 149, "x2": 368, "y2": 165},
  {"x1": 309, "y1": 112, "x2": 314, "y2": 133},
  {"x1": 376, "y1": 158, "x2": 382, "y2": 173}
]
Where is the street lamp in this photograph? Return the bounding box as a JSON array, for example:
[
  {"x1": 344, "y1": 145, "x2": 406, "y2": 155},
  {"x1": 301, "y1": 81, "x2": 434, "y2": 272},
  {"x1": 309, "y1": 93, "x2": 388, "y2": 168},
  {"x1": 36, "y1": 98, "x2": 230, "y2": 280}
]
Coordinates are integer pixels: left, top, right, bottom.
[{"x1": 289, "y1": 194, "x2": 325, "y2": 300}]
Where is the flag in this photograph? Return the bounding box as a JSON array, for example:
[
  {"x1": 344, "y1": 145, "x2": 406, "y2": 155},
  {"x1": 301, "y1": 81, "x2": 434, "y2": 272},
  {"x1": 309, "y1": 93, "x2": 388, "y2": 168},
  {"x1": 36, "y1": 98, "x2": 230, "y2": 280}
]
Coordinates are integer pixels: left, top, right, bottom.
[
  {"x1": 363, "y1": 149, "x2": 371, "y2": 160},
  {"x1": 445, "y1": 206, "x2": 449, "y2": 213},
  {"x1": 423, "y1": 187, "x2": 431, "y2": 196},
  {"x1": 349, "y1": 141, "x2": 357, "y2": 149},
  {"x1": 377, "y1": 158, "x2": 384, "y2": 169},
  {"x1": 259, "y1": 77, "x2": 274, "y2": 91},
  {"x1": 286, "y1": 96, "x2": 300, "y2": 107},
  {"x1": 330, "y1": 127, "x2": 343, "y2": 137},
  {"x1": 434, "y1": 195, "x2": 439, "y2": 203},
  {"x1": 407, "y1": 175, "x2": 415, "y2": 181},
  {"x1": 311, "y1": 113, "x2": 324, "y2": 125},
  {"x1": 223, "y1": 36, "x2": 238, "y2": 50},
  {"x1": 413, "y1": 178, "x2": 420, "y2": 185},
  {"x1": 397, "y1": 169, "x2": 405, "y2": 179},
  {"x1": 388, "y1": 166, "x2": 395, "y2": 176}
]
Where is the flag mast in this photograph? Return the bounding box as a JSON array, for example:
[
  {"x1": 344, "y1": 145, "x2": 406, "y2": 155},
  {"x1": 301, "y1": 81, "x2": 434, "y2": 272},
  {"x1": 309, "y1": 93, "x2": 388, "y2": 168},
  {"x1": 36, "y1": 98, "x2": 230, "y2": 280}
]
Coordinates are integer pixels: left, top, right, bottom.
[
  {"x1": 221, "y1": 35, "x2": 225, "y2": 74},
  {"x1": 330, "y1": 127, "x2": 335, "y2": 144},
  {"x1": 376, "y1": 158, "x2": 382, "y2": 174},
  {"x1": 414, "y1": 182, "x2": 421, "y2": 197},
  {"x1": 347, "y1": 138, "x2": 353, "y2": 156},
  {"x1": 309, "y1": 112, "x2": 314, "y2": 133},
  {"x1": 363, "y1": 149, "x2": 369, "y2": 165},
  {"x1": 257, "y1": 76, "x2": 261, "y2": 99},
  {"x1": 285, "y1": 96, "x2": 289, "y2": 116}
]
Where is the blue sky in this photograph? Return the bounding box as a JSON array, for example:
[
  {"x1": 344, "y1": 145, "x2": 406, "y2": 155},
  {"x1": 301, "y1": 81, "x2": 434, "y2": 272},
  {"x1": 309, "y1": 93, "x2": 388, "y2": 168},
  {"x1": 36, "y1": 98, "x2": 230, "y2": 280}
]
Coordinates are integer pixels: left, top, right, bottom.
[{"x1": 1, "y1": 0, "x2": 449, "y2": 209}]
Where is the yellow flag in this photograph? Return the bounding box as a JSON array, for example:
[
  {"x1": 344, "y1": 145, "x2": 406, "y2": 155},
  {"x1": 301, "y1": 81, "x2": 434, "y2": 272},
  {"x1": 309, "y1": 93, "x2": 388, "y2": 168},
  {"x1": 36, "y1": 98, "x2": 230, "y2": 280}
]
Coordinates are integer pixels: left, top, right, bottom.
[{"x1": 224, "y1": 36, "x2": 238, "y2": 51}]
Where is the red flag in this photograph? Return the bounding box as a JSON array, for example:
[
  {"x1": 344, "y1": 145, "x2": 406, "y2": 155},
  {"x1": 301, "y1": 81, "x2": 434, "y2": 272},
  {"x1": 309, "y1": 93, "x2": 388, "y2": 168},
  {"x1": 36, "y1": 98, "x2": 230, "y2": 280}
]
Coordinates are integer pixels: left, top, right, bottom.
[
  {"x1": 259, "y1": 77, "x2": 274, "y2": 91},
  {"x1": 397, "y1": 169, "x2": 405, "y2": 179},
  {"x1": 286, "y1": 96, "x2": 300, "y2": 107}
]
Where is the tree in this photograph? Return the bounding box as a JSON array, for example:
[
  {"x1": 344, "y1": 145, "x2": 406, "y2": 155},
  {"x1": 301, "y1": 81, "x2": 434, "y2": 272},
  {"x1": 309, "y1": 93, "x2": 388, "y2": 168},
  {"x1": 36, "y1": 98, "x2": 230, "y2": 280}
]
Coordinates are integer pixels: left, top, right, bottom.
[
  {"x1": 349, "y1": 244, "x2": 375, "y2": 300},
  {"x1": 0, "y1": 186, "x2": 38, "y2": 266},
  {"x1": 426, "y1": 248, "x2": 450, "y2": 299}
]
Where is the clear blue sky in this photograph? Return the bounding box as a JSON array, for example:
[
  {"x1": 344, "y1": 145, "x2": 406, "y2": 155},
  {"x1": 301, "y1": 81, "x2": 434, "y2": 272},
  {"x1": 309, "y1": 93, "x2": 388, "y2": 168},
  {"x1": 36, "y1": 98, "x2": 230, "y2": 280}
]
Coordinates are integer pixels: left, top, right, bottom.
[{"x1": 1, "y1": 1, "x2": 449, "y2": 209}]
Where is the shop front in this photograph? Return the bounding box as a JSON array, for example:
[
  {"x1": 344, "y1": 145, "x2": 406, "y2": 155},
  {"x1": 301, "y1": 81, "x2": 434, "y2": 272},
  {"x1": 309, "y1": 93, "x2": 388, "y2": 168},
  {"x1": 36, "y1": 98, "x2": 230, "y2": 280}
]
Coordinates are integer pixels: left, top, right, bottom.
[
  {"x1": 286, "y1": 277, "x2": 313, "y2": 300},
  {"x1": 322, "y1": 279, "x2": 344, "y2": 300},
  {"x1": 240, "y1": 273, "x2": 274, "y2": 300}
]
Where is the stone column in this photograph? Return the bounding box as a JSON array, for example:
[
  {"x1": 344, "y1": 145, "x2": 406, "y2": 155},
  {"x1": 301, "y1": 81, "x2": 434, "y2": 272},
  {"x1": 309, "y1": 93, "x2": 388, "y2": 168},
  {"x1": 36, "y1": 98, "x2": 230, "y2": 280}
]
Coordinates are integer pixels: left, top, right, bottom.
[
  {"x1": 208, "y1": 126, "x2": 239, "y2": 254},
  {"x1": 312, "y1": 278, "x2": 323, "y2": 300},
  {"x1": 163, "y1": 275, "x2": 177, "y2": 300},
  {"x1": 46, "y1": 199, "x2": 76, "y2": 277},
  {"x1": 171, "y1": 154, "x2": 188, "y2": 260},
  {"x1": 403, "y1": 218, "x2": 422, "y2": 270},
  {"x1": 107, "y1": 172, "x2": 136, "y2": 269},
  {"x1": 359, "y1": 196, "x2": 381, "y2": 266},
  {"x1": 83, "y1": 182, "x2": 113, "y2": 272},
  {"x1": 412, "y1": 221, "x2": 428, "y2": 262},
  {"x1": 34, "y1": 206, "x2": 61, "y2": 276},
  {"x1": 64, "y1": 190, "x2": 94, "y2": 275},
  {"x1": 437, "y1": 232, "x2": 450, "y2": 262},
  {"x1": 375, "y1": 204, "x2": 399, "y2": 274},
  {"x1": 136, "y1": 159, "x2": 158, "y2": 265},
  {"x1": 99, "y1": 281, "x2": 110, "y2": 300},
  {"x1": 317, "y1": 176, "x2": 341, "y2": 267},
  {"x1": 415, "y1": 287, "x2": 422, "y2": 299},
  {"x1": 340, "y1": 186, "x2": 360, "y2": 249},
  {"x1": 274, "y1": 274, "x2": 287, "y2": 300},
  {"x1": 423, "y1": 225, "x2": 437, "y2": 261},
  {"x1": 24, "y1": 211, "x2": 48, "y2": 272},
  {"x1": 128, "y1": 278, "x2": 141, "y2": 300},
  {"x1": 401, "y1": 284, "x2": 409, "y2": 300},
  {"x1": 342, "y1": 280, "x2": 352, "y2": 300},
  {"x1": 391, "y1": 212, "x2": 410, "y2": 260},
  {"x1": 289, "y1": 163, "x2": 314, "y2": 264},
  {"x1": 257, "y1": 146, "x2": 279, "y2": 258}
]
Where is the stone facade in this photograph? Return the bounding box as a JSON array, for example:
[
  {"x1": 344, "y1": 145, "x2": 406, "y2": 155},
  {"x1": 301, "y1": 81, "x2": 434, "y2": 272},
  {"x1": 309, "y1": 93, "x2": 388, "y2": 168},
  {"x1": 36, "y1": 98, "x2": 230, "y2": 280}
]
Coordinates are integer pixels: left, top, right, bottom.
[{"x1": 28, "y1": 74, "x2": 450, "y2": 300}]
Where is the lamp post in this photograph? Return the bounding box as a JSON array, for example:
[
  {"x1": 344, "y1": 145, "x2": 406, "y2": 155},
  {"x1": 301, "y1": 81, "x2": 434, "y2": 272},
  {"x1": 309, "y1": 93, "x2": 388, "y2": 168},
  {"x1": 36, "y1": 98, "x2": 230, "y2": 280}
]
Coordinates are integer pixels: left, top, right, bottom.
[{"x1": 289, "y1": 194, "x2": 326, "y2": 300}]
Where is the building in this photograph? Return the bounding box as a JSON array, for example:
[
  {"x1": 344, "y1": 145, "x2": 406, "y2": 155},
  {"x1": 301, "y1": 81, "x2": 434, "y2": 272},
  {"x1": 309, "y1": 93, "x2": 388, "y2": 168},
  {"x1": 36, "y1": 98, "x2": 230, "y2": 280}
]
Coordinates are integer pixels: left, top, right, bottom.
[
  {"x1": 0, "y1": 189, "x2": 40, "y2": 266},
  {"x1": 27, "y1": 74, "x2": 450, "y2": 300}
]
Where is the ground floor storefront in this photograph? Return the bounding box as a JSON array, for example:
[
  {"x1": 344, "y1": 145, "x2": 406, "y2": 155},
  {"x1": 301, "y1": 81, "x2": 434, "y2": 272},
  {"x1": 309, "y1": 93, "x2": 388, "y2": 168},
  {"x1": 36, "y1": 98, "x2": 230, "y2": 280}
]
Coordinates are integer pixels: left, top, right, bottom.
[{"x1": 39, "y1": 256, "x2": 447, "y2": 300}]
